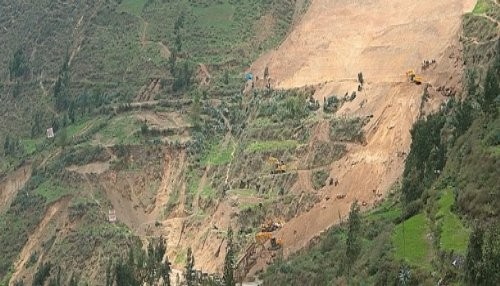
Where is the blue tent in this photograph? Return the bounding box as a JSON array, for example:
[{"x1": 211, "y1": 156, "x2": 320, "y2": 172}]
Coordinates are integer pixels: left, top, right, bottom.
[{"x1": 245, "y1": 72, "x2": 254, "y2": 81}]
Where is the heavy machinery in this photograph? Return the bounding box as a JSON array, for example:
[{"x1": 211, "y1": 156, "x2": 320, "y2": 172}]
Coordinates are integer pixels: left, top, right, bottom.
[
  {"x1": 406, "y1": 69, "x2": 423, "y2": 85},
  {"x1": 267, "y1": 156, "x2": 286, "y2": 174},
  {"x1": 255, "y1": 232, "x2": 283, "y2": 250}
]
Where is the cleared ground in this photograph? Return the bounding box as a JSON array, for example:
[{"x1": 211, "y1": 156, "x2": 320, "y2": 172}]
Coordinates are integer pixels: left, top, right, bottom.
[{"x1": 249, "y1": 0, "x2": 476, "y2": 267}]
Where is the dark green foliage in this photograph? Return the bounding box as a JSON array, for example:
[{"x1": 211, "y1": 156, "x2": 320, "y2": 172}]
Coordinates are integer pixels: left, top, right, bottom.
[
  {"x1": 346, "y1": 201, "x2": 362, "y2": 275},
  {"x1": 172, "y1": 61, "x2": 194, "y2": 92},
  {"x1": 53, "y1": 55, "x2": 70, "y2": 112},
  {"x1": 453, "y1": 99, "x2": 474, "y2": 138},
  {"x1": 3, "y1": 135, "x2": 23, "y2": 157},
  {"x1": 32, "y1": 262, "x2": 51, "y2": 286},
  {"x1": 323, "y1": 95, "x2": 341, "y2": 113},
  {"x1": 402, "y1": 113, "x2": 446, "y2": 204},
  {"x1": 263, "y1": 209, "x2": 401, "y2": 285},
  {"x1": 223, "y1": 228, "x2": 235, "y2": 286},
  {"x1": 465, "y1": 226, "x2": 483, "y2": 284},
  {"x1": 357, "y1": 72, "x2": 364, "y2": 85},
  {"x1": 185, "y1": 247, "x2": 195, "y2": 286},
  {"x1": 465, "y1": 223, "x2": 500, "y2": 285},
  {"x1": 109, "y1": 238, "x2": 171, "y2": 286},
  {"x1": 481, "y1": 65, "x2": 499, "y2": 116},
  {"x1": 311, "y1": 170, "x2": 328, "y2": 190},
  {"x1": 31, "y1": 111, "x2": 45, "y2": 138},
  {"x1": 9, "y1": 48, "x2": 29, "y2": 79}
]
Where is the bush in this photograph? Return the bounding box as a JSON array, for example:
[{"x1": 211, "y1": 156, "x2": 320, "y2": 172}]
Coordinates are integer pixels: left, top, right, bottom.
[{"x1": 312, "y1": 170, "x2": 329, "y2": 190}]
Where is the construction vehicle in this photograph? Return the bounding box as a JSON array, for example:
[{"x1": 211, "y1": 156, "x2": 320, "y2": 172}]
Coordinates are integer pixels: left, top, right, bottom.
[
  {"x1": 255, "y1": 232, "x2": 283, "y2": 250},
  {"x1": 255, "y1": 232, "x2": 273, "y2": 244},
  {"x1": 406, "y1": 70, "x2": 423, "y2": 85},
  {"x1": 267, "y1": 156, "x2": 286, "y2": 174}
]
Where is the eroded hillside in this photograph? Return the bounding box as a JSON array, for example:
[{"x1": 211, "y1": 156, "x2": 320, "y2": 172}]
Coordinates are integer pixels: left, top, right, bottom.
[{"x1": 0, "y1": 0, "x2": 492, "y2": 285}]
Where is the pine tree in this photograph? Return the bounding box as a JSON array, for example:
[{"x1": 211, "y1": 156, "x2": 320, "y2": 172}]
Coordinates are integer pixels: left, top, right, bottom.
[
  {"x1": 465, "y1": 226, "x2": 483, "y2": 284},
  {"x1": 482, "y1": 65, "x2": 499, "y2": 116},
  {"x1": 185, "y1": 247, "x2": 195, "y2": 286},
  {"x1": 345, "y1": 200, "x2": 361, "y2": 276},
  {"x1": 480, "y1": 224, "x2": 500, "y2": 286},
  {"x1": 223, "y1": 228, "x2": 235, "y2": 286}
]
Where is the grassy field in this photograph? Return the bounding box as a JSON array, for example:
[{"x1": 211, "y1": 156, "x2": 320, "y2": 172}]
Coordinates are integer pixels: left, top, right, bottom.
[
  {"x1": 437, "y1": 188, "x2": 469, "y2": 254},
  {"x1": 117, "y1": 0, "x2": 147, "y2": 16},
  {"x1": 97, "y1": 115, "x2": 141, "y2": 145},
  {"x1": 367, "y1": 200, "x2": 402, "y2": 222},
  {"x1": 473, "y1": 0, "x2": 491, "y2": 14},
  {"x1": 200, "y1": 185, "x2": 217, "y2": 200},
  {"x1": 246, "y1": 140, "x2": 298, "y2": 153},
  {"x1": 202, "y1": 140, "x2": 235, "y2": 166},
  {"x1": 35, "y1": 180, "x2": 73, "y2": 204},
  {"x1": 393, "y1": 213, "x2": 431, "y2": 268}
]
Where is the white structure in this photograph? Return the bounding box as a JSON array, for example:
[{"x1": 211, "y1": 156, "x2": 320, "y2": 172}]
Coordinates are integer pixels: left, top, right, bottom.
[
  {"x1": 46, "y1": 127, "x2": 54, "y2": 138},
  {"x1": 108, "y1": 209, "x2": 116, "y2": 223}
]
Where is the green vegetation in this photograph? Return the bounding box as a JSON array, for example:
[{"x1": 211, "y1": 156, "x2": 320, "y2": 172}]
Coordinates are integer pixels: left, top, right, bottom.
[
  {"x1": 98, "y1": 116, "x2": 141, "y2": 145},
  {"x1": 437, "y1": 188, "x2": 469, "y2": 254},
  {"x1": 246, "y1": 140, "x2": 298, "y2": 153},
  {"x1": 35, "y1": 180, "x2": 72, "y2": 204},
  {"x1": 472, "y1": 0, "x2": 491, "y2": 14},
  {"x1": 330, "y1": 117, "x2": 368, "y2": 143},
  {"x1": 311, "y1": 170, "x2": 328, "y2": 190},
  {"x1": 200, "y1": 185, "x2": 217, "y2": 200},
  {"x1": 202, "y1": 141, "x2": 235, "y2": 166},
  {"x1": 392, "y1": 213, "x2": 431, "y2": 268},
  {"x1": 118, "y1": 0, "x2": 147, "y2": 16}
]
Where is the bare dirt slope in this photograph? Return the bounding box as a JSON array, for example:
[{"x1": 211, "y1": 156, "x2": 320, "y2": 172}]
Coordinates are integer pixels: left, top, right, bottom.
[
  {"x1": 249, "y1": 0, "x2": 477, "y2": 264},
  {"x1": 0, "y1": 165, "x2": 31, "y2": 213},
  {"x1": 10, "y1": 198, "x2": 70, "y2": 285}
]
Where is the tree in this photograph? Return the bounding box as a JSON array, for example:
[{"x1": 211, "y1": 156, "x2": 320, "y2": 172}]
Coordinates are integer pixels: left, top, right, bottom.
[
  {"x1": 3, "y1": 135, "x2": 11, "y2": 156},
  {"x1": 9, "y1": 48, "x2": 29, "y2": 80},
  {"x1": 482, "y1": 65, "x2": 499, "y2": 116},
  {"x1": 357, "y1": 72, "x2": 364, "y2": 85},
  {"x1": 465, "y1": 226, "x2": 484, "y2": 285},
  {"x1": 32, "y1": 262, "x2": 52, "y2": 286},
  {"x1": 264, "y1": 66, "x2": 269, "y2": 79},
  {"x1": 345, "y1": 200, "x2": 361, "y2": 275},
  {"x1": 185, "y1": 247, "x2": 195, "y2": 286},
  {"x1": 223, "y1": 70, "x2": 229, "y2": 85},
  {"x1": 223, "y1": 228, "x2": 235, "y2": 286},
  {"x1": 56, "y1": 128, "x2": 68, "y2": 148},
  {"x1": 480, "y1": 224, "x2": 500, "y2": 286}
]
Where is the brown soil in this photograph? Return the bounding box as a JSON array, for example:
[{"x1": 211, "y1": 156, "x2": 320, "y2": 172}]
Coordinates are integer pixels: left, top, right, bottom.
[
  {"x1": 0, "y1": 164, "x2": 31, "y2": 213},
  {"x1": 246, "y1": 0, "x2": 476, "y2": 276},
  {"x1": 10, "y1": 198, "x2": 70, "y2": 285}
]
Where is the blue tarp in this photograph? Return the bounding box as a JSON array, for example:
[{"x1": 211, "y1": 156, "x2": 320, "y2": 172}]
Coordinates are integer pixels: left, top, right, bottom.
[{"x1": 245, "y1": 72, "x2": 254, "y2": 81}]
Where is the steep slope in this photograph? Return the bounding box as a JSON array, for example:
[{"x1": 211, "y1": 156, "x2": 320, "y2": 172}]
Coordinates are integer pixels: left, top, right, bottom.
[{"x1": 248, "y1": 0, "x2": 477, "y2": 267}]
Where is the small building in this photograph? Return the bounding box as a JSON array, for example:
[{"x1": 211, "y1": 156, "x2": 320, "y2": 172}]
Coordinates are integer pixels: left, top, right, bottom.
[
  {"x1": 108, "y1": 209, "x2": 116, "y2": 223},
  {"x1": 46, "y1": 127, "x2": 54, "y2": 138}
]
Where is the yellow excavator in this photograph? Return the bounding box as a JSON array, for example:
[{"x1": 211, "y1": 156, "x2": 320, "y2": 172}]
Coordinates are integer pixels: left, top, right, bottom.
[
  {"x1": 267, "y1": 156, "x2": 286, "y2": 174},
  {"x1": 406, "y1": 69, "x2": 423, "y2": 85},
  {"x1": 255, "y1": 232, "x2": 283, "y2": 250}
]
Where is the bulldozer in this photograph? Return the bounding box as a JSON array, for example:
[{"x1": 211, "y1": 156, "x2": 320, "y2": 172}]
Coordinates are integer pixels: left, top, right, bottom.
[
  {"x1": 406, "y1": 69, "x2": 423, "y2": 85},
  {"x1": 267, "y1": 156, "x2": 286, "y2": 174}
]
